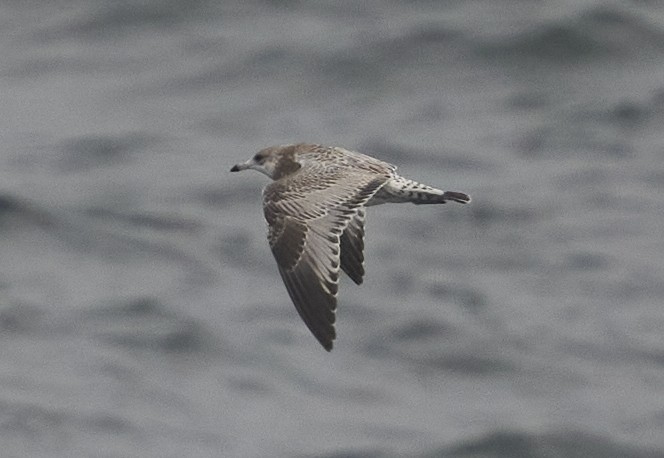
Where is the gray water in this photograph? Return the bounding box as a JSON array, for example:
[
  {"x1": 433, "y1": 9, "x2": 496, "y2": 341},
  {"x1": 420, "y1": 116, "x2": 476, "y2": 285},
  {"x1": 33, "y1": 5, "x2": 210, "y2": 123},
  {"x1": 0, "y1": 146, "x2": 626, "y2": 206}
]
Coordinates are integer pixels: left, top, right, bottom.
[{"x1": 2, "y1": 1, "x2": 664, "y2": 457}]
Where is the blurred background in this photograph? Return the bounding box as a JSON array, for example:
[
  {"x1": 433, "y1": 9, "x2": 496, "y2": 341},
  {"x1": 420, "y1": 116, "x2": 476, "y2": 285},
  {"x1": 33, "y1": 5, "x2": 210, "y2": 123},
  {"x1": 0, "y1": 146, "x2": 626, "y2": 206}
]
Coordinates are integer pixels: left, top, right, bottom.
[{"x1": 1, "y1": 1, "x2": 664, "y2": 457}]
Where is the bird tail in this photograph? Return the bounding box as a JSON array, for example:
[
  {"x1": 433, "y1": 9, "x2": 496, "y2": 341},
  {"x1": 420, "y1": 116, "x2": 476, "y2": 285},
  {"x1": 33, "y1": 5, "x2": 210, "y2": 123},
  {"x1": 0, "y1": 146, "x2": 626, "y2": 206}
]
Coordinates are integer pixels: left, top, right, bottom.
[
  {"x1": 376, "y1": 177, "x2": 470, "y2": 205},
  {"x1": 410, "y1": 189, "x2": 470, "y2": 205}
]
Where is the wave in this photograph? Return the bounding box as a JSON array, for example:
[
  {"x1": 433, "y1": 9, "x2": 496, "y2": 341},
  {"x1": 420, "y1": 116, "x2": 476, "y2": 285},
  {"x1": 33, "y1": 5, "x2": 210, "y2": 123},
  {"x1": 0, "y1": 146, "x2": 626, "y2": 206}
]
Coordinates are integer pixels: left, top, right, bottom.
[
  {"x1": 57, "y1": 133, "x2": 157, "y2": 172},
  {"x1": 0, "y1": 193, "x2": 55, "y2": 231},
  {"x1": 77, "y1": 296, "x2": 219, "y2": 354},
  {"x1": 440, "y1": 429, "x2": 662, "y2": 458},
  {"x1": 475, "y1": 6, "x2": 664, "y2": 63}
]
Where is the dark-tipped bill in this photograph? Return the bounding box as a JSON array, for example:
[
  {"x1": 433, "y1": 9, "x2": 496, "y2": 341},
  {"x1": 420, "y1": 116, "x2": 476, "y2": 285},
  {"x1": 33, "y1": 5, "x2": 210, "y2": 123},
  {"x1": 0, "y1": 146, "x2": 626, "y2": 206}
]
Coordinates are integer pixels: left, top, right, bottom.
[{"x1": 230, "y1": 161, "x2": 251, "y2": 172}]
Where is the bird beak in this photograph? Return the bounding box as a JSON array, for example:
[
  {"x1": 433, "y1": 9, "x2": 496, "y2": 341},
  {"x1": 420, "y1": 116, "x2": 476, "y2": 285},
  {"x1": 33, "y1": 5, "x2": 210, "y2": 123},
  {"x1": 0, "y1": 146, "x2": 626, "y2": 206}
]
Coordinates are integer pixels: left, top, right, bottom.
[{"x1": 230, "y1": 161, "x2": 251, "y2": 172}]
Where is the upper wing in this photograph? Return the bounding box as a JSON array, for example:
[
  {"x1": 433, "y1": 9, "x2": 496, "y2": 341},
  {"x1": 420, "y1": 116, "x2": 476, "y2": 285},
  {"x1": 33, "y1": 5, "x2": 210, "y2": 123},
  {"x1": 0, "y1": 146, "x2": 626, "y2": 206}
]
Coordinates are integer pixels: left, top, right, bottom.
[{"x1": 263, "y1": 166, "x2": 388, "y2": 351}]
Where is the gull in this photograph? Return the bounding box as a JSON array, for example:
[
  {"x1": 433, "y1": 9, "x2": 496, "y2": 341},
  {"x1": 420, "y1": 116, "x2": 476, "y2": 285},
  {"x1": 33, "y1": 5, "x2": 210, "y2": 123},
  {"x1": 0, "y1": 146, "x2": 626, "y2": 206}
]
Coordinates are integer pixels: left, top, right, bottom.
[{"x1": 231, "y1": 143, "x2": 470, "y2": 351}]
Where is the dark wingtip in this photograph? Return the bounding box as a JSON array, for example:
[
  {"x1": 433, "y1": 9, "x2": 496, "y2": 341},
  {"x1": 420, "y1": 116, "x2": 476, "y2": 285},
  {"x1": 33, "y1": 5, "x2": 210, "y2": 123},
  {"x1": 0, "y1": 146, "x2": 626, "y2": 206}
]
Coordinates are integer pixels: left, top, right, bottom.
[
  {"x1": 317, "y1": 332, "x2": 334, "y2": 351},
  {"x1": 230, "y1": 165, "x2": 240, "y2": 172}
]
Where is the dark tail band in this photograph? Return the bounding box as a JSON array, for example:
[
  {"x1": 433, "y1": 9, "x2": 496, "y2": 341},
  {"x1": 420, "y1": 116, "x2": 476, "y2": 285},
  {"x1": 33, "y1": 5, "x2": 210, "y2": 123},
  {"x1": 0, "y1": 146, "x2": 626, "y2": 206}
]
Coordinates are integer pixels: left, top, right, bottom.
[{"x1": 442, "y1": 191, "x2": 471, "y2": 204}]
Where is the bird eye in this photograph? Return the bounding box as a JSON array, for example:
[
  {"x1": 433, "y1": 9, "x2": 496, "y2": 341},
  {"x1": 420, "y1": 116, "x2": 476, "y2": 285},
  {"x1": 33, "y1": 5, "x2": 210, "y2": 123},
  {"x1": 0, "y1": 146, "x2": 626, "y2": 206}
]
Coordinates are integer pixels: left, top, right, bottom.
[{"x1": 253, "y1": 153, "x2": 263, "y2": 162}]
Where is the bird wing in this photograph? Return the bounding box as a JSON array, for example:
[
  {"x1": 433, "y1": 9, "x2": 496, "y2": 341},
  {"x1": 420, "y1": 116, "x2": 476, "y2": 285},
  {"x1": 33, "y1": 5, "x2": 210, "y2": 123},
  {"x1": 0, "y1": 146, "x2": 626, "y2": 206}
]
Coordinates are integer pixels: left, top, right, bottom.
[
  {"x1": 340, "y1": 208, "x2": 365, "y2": 286},
  {"x1": 263, "y1": 165, "x2": 389, "y2": 351}
]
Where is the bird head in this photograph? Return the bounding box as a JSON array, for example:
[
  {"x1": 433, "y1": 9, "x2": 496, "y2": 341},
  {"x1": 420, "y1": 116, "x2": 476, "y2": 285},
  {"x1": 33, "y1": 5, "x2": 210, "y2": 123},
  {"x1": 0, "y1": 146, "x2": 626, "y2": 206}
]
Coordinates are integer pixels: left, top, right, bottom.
[{"x1": 230, "y1": 145, "x2": 301, "y2": 180}]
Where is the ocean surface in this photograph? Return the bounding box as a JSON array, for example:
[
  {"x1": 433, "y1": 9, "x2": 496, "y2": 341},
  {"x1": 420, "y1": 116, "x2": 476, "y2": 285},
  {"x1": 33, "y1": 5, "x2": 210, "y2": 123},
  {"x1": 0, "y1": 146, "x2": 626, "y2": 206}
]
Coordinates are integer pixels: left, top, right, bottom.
[{"x1": 2, "y1": 1, "x2": 664, "y2": 457}]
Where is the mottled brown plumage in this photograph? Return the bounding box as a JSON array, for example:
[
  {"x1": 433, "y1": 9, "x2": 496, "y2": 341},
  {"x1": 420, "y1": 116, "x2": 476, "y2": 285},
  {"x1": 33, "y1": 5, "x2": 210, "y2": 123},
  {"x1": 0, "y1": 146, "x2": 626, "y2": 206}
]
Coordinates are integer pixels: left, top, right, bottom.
[{"x1": 231, "y1": 143, "x2": 470, "y2": 351}]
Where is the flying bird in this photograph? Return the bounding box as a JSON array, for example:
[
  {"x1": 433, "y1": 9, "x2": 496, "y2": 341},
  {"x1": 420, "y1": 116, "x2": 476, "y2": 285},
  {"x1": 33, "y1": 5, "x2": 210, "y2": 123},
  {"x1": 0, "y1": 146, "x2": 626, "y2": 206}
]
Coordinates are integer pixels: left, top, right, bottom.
[{"x1": 230, "y1": 143, "x2": 470, "y2": 351}]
